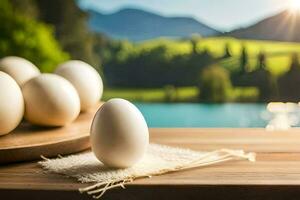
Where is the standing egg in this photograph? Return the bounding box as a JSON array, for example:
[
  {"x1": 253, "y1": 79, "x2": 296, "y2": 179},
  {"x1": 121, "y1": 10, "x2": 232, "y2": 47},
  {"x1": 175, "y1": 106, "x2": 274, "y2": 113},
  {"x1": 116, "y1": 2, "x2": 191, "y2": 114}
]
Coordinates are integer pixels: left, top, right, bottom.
[
  {"x1": 22, "y1": 74, "x2": 80, "y2": 126},
  {"x1": 0, "y1": 56, "x2": 40, "y2": 86},
  {"x1": 90, "y1": 98, "x2": 149, "y2": 168},
  {"x1": 0, "y1": 72, "x2": 24, "y2": 135},
  {"x1": 55, "y1": 60, "x2": 103, "y2": 111}
]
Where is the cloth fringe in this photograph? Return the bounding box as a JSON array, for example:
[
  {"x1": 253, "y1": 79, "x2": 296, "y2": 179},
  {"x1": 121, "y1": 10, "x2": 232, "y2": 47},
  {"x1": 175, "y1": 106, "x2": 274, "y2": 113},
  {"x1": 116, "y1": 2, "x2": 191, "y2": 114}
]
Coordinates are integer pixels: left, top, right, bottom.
[{"x1": 39, "y1": 144, "x2": 255, "y2": 199}]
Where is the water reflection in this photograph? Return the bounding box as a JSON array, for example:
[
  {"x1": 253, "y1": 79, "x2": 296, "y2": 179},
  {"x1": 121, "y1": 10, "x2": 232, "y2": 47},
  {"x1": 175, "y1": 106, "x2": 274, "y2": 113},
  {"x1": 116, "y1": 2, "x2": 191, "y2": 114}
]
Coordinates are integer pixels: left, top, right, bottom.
[
  {"x1": 265, "y1": 102, "x2": 300, "y2": 130},
  {"x1": 134, "y1": 103, "x2": 300, "y2": 128}
]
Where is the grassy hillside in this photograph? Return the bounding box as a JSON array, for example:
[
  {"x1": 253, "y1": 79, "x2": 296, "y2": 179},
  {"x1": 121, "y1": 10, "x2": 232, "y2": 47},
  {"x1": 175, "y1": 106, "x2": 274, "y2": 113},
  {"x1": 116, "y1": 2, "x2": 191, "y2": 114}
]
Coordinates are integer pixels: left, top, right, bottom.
[
  {"x1": 200, "y1": 37, "x2": 300, "y2": 76},
  {"x1": 139, "y1": 37, "x2": 300, "y2": 76}
]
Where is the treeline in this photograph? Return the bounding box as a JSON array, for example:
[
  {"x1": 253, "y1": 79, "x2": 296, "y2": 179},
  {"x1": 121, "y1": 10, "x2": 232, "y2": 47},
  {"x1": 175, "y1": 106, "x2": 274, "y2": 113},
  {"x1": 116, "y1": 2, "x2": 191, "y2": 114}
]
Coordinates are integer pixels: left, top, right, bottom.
[
  {"x1": 103, "y1": 40, "x2": 214, "y2": 87},
  {"x1": 1, "y1": 0, "x2": 110, "y2": 72},
  {"x1": 230, "y1": 46, "x2": 300, "y2": 102},
  {"x1": 103, "y1": 39, "x2": 300, "y2": 102},
  {"x1": 231, "y1": 49, "x2": 275, "y2": 102},
  {"x1": 102, "y1": 39, "x2": 236, "y2": 102}
]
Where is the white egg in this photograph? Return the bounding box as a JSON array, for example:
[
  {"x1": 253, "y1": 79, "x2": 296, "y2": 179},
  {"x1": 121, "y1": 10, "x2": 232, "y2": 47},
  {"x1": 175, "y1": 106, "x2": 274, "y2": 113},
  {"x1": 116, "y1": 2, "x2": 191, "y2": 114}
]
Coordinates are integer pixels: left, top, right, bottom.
[
  {"x1": 90, "y1": 98, "x2": 149, "y2": 168},
  {"x1": 0, "y1": 72, "x2": 24, "y2": 135},
  {"x1": 0, "y1": 56, "x2": 40, "y2": 86},
  {"x1": 22, "y1": 74, "x2": 80, "y2": 126},
  {"x1": 55, "y1": 60, "x2": 103, "y2": 111}
]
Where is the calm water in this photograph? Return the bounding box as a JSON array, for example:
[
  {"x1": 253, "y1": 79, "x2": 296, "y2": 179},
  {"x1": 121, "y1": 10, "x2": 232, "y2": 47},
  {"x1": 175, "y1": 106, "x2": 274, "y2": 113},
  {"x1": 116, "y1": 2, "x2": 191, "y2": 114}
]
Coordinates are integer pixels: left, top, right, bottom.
[{"x1": 134, "y1": 103, "x2": 268, "y2": 128}]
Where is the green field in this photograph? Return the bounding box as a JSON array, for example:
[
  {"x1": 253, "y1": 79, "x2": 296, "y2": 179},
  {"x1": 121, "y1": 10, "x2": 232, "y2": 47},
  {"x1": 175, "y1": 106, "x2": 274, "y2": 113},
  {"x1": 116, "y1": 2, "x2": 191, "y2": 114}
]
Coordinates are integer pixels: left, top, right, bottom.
[
  {"x1": 103, "y1": 87, "x2": 259, "y2": 102},
  {"x1": 139, "y1": 37, "x2": 300, "y2": 76},
  {"x1": 103, "y1": 87, "x2": 198, "y2": 102}
]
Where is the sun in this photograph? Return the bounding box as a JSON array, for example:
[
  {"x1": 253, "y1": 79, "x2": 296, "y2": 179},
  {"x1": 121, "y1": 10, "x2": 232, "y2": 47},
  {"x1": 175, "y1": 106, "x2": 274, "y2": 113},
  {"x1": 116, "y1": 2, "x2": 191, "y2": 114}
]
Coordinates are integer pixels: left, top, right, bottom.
[{"x1": 290, "y1": 0, "x2": 300, "y2": 12}]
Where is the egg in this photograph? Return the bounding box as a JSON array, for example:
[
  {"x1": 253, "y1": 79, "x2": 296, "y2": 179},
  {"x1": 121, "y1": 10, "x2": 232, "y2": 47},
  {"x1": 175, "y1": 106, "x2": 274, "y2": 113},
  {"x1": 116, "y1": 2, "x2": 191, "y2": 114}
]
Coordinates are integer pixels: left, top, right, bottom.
[
  {"x1": 90, "y1": 98, "x2": 149, "y2": 168},
  {"x1": 22, "y1": 74, "x2": 80, "y2": 126},
  {"x1": 0, "y1": 72, "x2": 24, "y2": 135},
  {"x1": 0, "y1": 56, "x2": 40, "y2": 86},
  {"x1": 55, "y1": 60, "x2": 103, "y2": 111}
]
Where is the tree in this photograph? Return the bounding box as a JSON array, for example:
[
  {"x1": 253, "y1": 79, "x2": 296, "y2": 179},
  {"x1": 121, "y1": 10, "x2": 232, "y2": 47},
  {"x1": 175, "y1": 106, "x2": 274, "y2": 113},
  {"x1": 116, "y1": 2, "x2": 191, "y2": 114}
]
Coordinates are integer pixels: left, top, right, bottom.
[
  {"x1": 198, "y1": 65, "x2": 232, "y2": 102},
  {"x1": 240, "y1": 45, "x2": 248, "y2": 73},
  {"x1": 250, "y1": 52, "x2": 275, "y2": 101},
  {"x1": 290, "y1": 53, "x2": 300, "y2": 71},
  {"x1": 10, "y1": 0, "x2": 102, "y2": 69},
  {"x1": 34, "y1": 0, "x2": 100, "y2": 68},
  {"x1": 257, "y1": 51, "x2": 267, "y2": 69},
  {"x1": 190, "y1": 34, "x2": 202, "y2": 55},
  {"x1": 223, "y1": 43, "x2": 232, "y2": 58},
  {"x1": 231, "y1": 45, "x2": 250, "y2": 87},
  {"x1": 278, "y1": 53, "x2": 300, "y2": 102},
  {"x1": 10, "y1": 0, "x2": 38, "y2": 18},
  {"x1": 0, "y1": 0, "x2": 68, "y2": 72}
]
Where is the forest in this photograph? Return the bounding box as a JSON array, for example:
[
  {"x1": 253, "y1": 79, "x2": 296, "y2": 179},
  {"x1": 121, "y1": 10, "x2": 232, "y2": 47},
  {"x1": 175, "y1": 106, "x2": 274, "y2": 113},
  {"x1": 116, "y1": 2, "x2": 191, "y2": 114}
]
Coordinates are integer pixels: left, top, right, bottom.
[{"x1": 1, "y1": 0, "x2": 300, "y2": 103}]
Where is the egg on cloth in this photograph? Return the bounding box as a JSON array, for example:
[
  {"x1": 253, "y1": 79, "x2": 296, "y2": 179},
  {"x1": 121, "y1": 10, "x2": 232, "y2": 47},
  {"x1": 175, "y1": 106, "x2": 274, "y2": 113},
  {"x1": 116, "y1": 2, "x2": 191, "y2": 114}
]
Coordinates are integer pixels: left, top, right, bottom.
[
  {"x1": 0, "y1": 72, "x2": 24, "y2": 136},
  {"x1": 90, "y1": 98, "x2": 149, "y2": 168},
  {"x1": 22, "y1": 74, "x2": 80, "y2": 126},
  {"x1": 55, "y1": 60, "x2": 103, "y2": 112},
  {"x1": 0, "y1": 56, "x2": 40, "y2": 86}
]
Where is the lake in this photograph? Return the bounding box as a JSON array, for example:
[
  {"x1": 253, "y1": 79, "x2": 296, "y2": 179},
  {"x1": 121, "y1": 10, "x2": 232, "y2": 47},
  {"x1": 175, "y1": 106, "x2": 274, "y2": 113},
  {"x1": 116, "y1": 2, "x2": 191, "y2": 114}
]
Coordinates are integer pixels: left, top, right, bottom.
[{"x1": 135, "y1": 103, "x2": 269, "y2": 128}]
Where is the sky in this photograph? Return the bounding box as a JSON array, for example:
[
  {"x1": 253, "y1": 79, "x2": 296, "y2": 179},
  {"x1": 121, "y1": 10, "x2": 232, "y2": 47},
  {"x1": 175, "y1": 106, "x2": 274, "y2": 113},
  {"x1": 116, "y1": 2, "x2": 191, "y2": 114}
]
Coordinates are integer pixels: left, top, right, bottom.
[{"x1": 78, "y1": 0, "x2": 295, "y2": 31}]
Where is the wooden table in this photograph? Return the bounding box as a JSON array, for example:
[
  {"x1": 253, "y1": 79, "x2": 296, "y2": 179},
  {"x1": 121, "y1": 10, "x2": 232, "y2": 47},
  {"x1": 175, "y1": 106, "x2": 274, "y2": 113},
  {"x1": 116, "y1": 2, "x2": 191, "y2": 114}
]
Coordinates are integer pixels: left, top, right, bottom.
[{"x1": 2, "y1": 128, "x2": 300, "y2": 200}]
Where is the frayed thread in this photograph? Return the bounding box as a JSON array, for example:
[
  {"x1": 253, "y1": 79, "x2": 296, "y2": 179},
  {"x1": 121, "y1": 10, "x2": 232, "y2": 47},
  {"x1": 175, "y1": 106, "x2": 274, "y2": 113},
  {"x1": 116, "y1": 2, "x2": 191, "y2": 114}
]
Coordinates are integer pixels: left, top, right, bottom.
[
  {"x1": 79, "y1": 178, "x2": 133, "y2": 199},
  {"x1": 79, "y1": 149, "x2": 255, "y2": 199}
]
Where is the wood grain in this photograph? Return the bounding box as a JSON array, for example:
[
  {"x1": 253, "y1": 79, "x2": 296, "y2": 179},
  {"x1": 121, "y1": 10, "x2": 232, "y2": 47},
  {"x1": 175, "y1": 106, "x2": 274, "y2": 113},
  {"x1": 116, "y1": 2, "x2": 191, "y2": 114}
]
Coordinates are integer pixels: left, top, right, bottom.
[
  {"x1": 2, "y1": 128, "x2": 300, "y2": 199},
  {"x1": 0, "y1": 103, "x2": 103, "y2": 164},
  {"x1": 149, "y1": 128, "x2": 300, "y2": 153}
]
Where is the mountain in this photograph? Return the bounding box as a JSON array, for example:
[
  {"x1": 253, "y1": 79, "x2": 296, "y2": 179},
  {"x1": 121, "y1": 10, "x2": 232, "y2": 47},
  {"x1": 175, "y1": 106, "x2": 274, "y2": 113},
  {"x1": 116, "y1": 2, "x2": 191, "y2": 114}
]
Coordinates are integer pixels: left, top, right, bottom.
[
  {"x1": 228, "y1": 10, "x2": 300, "y2": 42},
  {"x1": 87, "y1": 8, "x2": 220, "y2": 41}
]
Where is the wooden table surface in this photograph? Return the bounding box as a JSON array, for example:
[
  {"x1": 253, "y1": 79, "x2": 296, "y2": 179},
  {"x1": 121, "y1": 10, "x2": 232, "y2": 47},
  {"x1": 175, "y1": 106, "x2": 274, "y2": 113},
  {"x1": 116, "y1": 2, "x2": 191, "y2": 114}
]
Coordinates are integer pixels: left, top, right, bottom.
[{"x1": 2, "y1": 128, "x2": 300, "y2": 200}]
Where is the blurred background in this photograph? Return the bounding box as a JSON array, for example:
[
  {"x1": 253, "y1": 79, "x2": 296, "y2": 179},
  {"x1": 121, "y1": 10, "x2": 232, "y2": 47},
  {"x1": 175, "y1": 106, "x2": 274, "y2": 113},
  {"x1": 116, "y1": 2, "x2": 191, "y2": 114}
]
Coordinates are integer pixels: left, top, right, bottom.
[{"x1": 2, "y1": 0, "x2": 300, "y2": 128}]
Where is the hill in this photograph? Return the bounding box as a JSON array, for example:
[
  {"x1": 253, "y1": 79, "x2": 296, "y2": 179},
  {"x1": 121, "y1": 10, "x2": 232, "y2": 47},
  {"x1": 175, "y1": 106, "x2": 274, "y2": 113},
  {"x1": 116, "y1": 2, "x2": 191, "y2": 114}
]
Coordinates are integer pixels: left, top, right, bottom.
[
  {"x1": 228, "y1": 10, "x2": 300, "y2": 42},
  {"x1": 87, "y1": 8, "x2": 220, "y2": 41}
]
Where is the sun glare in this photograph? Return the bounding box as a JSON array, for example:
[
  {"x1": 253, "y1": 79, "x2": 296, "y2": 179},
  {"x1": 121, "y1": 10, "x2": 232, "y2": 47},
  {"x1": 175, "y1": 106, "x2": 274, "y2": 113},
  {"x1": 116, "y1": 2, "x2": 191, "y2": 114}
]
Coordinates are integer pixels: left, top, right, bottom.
[{"x1": 290, "y1": 0, "x2": 300, "y2": 12}]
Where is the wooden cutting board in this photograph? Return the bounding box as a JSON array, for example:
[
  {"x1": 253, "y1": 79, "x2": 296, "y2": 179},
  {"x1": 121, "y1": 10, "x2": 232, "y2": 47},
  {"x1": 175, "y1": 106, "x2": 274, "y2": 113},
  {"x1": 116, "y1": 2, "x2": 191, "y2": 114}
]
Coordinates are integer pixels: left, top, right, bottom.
[{"x1": 0, "y1": 103, "x2": 103, "y2": 164}]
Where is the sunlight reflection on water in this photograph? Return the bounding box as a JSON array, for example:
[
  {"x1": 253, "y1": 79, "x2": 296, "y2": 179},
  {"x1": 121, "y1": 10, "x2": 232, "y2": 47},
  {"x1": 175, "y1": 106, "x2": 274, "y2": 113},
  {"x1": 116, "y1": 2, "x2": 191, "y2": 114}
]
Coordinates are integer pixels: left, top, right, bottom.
[{"x1": 265, "y1": 102, "x2": 300, "y2": 131}]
